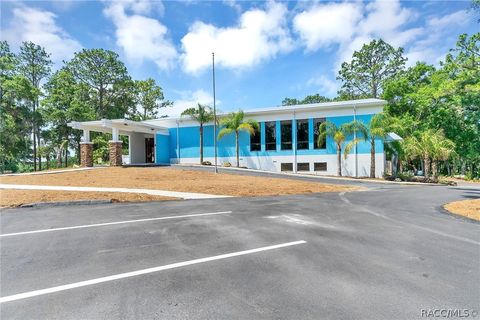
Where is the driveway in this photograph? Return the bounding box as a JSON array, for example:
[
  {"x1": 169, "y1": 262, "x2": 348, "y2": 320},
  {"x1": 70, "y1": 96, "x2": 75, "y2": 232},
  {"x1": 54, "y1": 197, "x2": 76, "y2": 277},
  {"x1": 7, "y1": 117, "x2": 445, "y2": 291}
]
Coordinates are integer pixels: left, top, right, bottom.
[{"x1": 1, "y1": 181, "x2": 479, "y2": 319}]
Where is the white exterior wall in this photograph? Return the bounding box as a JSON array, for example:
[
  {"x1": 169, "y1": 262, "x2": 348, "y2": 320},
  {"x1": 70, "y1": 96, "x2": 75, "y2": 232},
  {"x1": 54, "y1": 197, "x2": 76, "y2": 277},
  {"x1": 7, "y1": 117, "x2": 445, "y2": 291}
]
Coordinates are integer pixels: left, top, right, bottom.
[
  {"x1": 175, "y1": 153, "x2": 385, "y2": 178},
  {"x1": 128, "y1": 133, "x2": 154, "y2": 164}
]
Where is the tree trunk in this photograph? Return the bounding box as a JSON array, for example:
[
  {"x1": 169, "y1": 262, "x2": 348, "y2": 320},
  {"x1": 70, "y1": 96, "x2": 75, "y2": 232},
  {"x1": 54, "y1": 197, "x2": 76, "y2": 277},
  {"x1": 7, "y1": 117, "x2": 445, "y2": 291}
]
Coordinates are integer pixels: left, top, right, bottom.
[
  {"x1": 199, "y1": 125, "x2": 203, "y2": 164},
  {"x1": 76, "y1": 138, "x2": 81, "y2": 165},
  {"x1": 65, "y1": 138, "x2": 68, "y2": 167},
  {"x1": 424, "y1": 157, "x2": 430, "y2": 180},
  {"x1": 337, "y1": 145, "x2": 342, "y2": 176},
  {"x1": 56, "y1": 150, "x2": 62, "y2": 168},
  {"x1": 37, "y1": 127, "x2": 42, "y2": 171},
  {"x1": 432, "y1": 160, "x2": 438, "y2": 181},
  {"x1": 46, "y1": 155, "x2": 50, "y2": 170},
  {"x1": 370, "y1": 138, "x2": 375, "y2": 178},
  {"x1": 99, "y1": 85, "x2": 104, "y2": 118},
  {"x1": 236, "y1": 131, "x2": 239, "y2": 168},
  {"x1": 33, "y1": 121, "x2": 37, "y2": 171}
]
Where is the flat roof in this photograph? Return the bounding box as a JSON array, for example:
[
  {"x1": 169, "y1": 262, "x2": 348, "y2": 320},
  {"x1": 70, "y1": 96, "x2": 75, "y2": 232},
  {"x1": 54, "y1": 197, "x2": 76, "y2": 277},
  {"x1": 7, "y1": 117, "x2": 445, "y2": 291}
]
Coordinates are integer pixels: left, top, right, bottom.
[
  {"x1": 68, "y1": 119, "x2": 169, "y2": 134},
  {"x1": 147, "y1": 98, "x2": 386, "y2": 122}
]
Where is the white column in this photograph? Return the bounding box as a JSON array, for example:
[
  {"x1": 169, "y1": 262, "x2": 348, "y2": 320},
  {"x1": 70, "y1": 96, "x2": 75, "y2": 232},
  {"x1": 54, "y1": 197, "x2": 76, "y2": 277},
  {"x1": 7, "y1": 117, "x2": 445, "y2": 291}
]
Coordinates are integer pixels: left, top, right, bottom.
[
  {"x1": 111, "y1": 127, "x2": 119, "y2": 142},
  {"x1": 82, "y1": 130, "x2": 90, "y2": 143}
]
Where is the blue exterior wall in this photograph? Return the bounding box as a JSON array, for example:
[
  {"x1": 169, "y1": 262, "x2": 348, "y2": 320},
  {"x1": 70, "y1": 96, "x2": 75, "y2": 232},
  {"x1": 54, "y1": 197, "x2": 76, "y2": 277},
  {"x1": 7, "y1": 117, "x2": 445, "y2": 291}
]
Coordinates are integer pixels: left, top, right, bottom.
[
  {"x1": 165, "y1": 114, "x2": 383, "y2": 161},
  {"x1": 155, "y1": 133, "x2": 170, "y2": 164}
]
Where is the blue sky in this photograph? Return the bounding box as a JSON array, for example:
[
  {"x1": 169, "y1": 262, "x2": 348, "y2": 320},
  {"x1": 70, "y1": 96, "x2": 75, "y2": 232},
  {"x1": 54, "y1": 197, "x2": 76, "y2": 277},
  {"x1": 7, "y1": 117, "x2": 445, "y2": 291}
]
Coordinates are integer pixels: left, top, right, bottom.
[{"x1": 1, "y1": 0, "x2": 478, "y2": 116}]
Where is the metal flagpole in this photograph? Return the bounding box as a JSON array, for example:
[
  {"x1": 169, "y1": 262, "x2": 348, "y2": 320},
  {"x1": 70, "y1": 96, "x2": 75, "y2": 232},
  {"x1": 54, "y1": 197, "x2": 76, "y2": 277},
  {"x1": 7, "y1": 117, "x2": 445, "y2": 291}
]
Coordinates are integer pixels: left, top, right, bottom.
[
  {"x1": 212, "y1": 52, "x2": 218, "y2": 174},
  {"x1": 354, "y1": 105, "x2": 358, "y2": 178}
]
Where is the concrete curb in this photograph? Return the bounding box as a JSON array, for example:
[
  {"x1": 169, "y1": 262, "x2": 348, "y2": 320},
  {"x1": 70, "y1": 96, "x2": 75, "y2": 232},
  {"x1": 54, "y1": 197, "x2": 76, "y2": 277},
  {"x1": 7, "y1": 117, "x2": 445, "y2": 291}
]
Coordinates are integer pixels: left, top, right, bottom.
[
  {"x1": 172, "y1": 164, "x2": 443, "y2": 186},
  {"x1": 19, "y1": 200, "x2": 113, "y2": 208},
  {"x1": 439, "y1": 204, "x2": 480, "y2": 224}
]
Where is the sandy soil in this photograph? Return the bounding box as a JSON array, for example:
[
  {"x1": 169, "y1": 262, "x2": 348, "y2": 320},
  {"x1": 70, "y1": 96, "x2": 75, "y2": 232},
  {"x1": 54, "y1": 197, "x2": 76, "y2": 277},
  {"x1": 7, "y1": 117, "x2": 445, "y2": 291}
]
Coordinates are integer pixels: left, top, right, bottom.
[
  {"x1": 444, "y1": 199, "x2": 480, "y2": 221},
  {"x1": 0, "y1": 189, "x2": 174, "y2": 208},
  {"x1": 0, "y1": 167, "x2": 357, "y2": 197}
]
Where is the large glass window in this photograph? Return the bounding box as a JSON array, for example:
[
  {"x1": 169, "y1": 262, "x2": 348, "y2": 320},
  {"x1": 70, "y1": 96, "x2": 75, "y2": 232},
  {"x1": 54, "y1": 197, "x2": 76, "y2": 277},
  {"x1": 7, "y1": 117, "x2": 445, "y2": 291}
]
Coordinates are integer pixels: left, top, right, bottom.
[
  {"x1": 296, "y1": 119, "x2": 309, "y2": 150},
  {"x1": 313, "y1": 118, "x2": 326, "y2": 149},
  {"x1": 265, "y1": 121, "x2": 276, "y2": 151},
  {"x1": 281, "y1": 120, "x2": 292, "y2": 150},
  {"x1": 250, "y1": 124, "x2": 261, "y2": 151}
]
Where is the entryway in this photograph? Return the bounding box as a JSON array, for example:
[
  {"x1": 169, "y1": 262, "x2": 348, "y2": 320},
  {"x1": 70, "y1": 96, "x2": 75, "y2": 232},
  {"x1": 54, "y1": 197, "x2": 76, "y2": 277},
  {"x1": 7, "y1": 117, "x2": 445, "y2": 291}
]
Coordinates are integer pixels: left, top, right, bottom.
[{"x1": 145, "y1": 138, "x2": 154, "y2": 163}]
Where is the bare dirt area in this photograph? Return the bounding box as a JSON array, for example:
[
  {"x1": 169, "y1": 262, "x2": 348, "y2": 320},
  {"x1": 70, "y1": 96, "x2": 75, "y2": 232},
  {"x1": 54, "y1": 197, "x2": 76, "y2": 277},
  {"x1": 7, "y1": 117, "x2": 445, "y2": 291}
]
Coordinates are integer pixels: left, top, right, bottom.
[
  {"x1": 0, "y1": 189, "x2": 175, "y2": 208},
  {"x1": 0, "y1": 167, "x2": 358, "y2": 197},
  {"x1": 444, "y1": 199, "x2": 480, "y2": 221}
]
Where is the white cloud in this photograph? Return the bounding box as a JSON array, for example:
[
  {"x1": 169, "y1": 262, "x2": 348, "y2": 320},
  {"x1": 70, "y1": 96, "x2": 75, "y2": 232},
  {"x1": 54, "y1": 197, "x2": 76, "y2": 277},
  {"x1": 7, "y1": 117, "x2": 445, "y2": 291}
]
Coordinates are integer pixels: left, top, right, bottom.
[
  {"x1": 104, "y1": 1, "x2": 176, "y2": 70},
  {"x1": 293, "y1": 0, "x2": 425, "y2": 70},
  {"x1": 358, "y1": 0, "x2": 414, "y2": 40},
  {"x1": 293, "y1": 0, "x2": 476, "y2": 72},
  {"x1": 307, "y1": 75, "x2": 339, "y2": 97},
  {"x1": 223, "y1": 0, "x2": 242, "y2": 14},
  {"x1": 428, "y1": 10, "x2": 470, "y2": 29},
  {"x1": 1, "y1": 6, "x2": 82, "y2": 64},
  {"x1": 293, "y1": 2, "x2": 362, "y2": 51},
  {"x1": 162, "y1": 89, "x2": 216, "y2": 117},
  {"x1": 180, "y1": 1, "x2": 293, "y2": 74},
  {"x1": 405, "y1": 10, "x2": 472, "y2": 66}
]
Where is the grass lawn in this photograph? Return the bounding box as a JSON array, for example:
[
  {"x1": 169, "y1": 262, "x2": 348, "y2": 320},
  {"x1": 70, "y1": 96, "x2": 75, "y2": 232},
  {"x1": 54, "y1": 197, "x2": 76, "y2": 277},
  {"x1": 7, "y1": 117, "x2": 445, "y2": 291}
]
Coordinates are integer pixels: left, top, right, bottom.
[
  {"x1": 0, "y1": 167, "x2": 358, "y2": 207},
  {"x1": 444, "y1": 199, "x2": 480, "y2": 221}
]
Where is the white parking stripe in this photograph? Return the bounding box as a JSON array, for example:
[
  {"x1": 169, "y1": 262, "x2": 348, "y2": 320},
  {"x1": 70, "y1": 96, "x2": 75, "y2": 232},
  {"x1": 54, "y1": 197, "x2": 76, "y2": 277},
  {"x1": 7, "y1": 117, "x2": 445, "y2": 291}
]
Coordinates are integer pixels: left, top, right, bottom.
[
  {"x1": 0, "y1": 240, "x2": 306, "y2": 303},
  {"x1": 0, "y1": 211, "x2": 232, "y2": 238}
]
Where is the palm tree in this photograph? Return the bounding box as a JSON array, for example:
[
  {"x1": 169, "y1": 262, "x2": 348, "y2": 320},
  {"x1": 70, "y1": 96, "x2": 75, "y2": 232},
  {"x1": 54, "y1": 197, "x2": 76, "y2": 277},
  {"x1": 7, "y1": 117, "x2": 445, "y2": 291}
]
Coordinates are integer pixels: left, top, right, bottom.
[
  {"x1": 403, "y1": 129, "x2": 455, "y2": 180},
  {"x1": 430, "y1": 132, "x2": 455, "y2": 180},
  {"x1": 181, "y1": 103, "x2": 214, "y2": 164},
  {"x1": 365, "y1": 113, "x2": 391, "y2": 178},
  {"x1": 317, "y1": 120, "x2": 367, "y2": 176},
  {"x1": 217, "y1": 111, "x2": 258, "y2": 167}
]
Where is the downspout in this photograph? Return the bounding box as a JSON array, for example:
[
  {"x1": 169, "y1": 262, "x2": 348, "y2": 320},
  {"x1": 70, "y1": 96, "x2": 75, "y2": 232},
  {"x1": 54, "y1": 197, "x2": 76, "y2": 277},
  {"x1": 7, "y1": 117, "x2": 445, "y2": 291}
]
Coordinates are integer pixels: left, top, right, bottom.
[
  {"x1": 354, "y1": 105, "x2": 358, "y2": 178},
  {"x1": 293, "y1": 110, "x2": 297, "y2": 174},
  {"x1": 176, "y1": 120, "x2": 180, "y2": 164}
]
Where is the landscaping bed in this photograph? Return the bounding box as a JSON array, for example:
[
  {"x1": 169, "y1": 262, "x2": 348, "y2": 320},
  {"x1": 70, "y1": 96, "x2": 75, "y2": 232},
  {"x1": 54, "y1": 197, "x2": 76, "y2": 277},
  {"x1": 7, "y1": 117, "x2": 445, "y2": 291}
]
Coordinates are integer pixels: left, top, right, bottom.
[
  {"x1": 0, "y1": 167, "x2": 358, "y2": 207},
  {"x1": 444, "y1": 199, "x2": 480, "y2": 221},
  {"x1": 0, "y1": 189, "x2": 175, "y2": 208}
]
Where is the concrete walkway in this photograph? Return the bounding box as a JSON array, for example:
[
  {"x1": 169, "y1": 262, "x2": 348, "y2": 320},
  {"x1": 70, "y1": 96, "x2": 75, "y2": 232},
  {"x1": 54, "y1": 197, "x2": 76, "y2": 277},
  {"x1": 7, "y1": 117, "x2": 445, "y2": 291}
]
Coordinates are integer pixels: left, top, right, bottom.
[{"x1": 0, "y1": 184, "x2": 232, "y2": 200}]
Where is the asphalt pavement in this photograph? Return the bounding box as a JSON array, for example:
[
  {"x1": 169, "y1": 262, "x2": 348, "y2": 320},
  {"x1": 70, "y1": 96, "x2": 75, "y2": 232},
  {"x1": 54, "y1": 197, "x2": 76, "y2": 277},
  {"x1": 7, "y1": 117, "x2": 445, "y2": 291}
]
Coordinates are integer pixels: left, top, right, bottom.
[{"x1": 1, "y1": 178, "x2": 479, "y2": 320}]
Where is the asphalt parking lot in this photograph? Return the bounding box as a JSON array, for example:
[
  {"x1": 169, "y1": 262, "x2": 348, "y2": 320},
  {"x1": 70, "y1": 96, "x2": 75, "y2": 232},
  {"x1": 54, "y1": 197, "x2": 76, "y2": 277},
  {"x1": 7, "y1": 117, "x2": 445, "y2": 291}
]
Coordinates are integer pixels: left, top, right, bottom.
[{"x1": 1, "y1": 181, "x2": 479, "y2": 320}]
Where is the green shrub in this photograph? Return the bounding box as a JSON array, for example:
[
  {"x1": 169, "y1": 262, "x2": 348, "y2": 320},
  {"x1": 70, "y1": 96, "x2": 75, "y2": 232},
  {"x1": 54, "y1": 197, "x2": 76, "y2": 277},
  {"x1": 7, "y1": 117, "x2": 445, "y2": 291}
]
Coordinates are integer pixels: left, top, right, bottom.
[
  {"x1": 397, "y1": 171, "x2": 414, "y2": 181},
  {"x1": 17, "y1": 163, "x2": 34, "y2": 173}
]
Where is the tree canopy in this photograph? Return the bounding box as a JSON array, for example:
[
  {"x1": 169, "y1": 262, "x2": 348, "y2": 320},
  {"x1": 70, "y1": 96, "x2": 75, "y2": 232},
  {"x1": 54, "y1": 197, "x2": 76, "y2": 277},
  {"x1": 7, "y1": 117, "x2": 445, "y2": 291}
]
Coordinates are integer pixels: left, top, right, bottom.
[
  {"x1": 282, "y1": 94, "x2": 331, "y2": 106},
  {"x1": 1, "y1": 43, "x2": 170, "y2": 172},
  {"x1": 337, "y1": 39, "x2": 407, "y2": 99}
]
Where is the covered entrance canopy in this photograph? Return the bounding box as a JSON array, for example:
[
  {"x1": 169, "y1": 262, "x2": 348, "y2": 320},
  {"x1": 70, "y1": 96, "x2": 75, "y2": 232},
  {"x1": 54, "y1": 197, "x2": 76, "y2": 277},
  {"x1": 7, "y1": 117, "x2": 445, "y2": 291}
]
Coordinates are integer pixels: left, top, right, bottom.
[{"x1": 68, "y1": 119, "x2": 169, "y2": 167}]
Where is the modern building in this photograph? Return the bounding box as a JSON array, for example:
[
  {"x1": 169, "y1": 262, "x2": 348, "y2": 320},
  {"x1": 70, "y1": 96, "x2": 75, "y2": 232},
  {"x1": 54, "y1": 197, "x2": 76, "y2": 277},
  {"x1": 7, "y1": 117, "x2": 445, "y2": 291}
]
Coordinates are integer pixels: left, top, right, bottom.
[{"x1": 68, "y1": 98, "x2": 388, "y2": 177}]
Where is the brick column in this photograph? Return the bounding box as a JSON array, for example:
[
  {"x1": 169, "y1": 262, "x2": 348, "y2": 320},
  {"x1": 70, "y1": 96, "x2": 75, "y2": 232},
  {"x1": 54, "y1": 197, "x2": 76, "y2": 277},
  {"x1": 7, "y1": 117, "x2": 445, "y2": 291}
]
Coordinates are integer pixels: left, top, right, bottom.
[
  {"x1": 109, "y1": 141, "x2": 123, "y2": 166},
  {"x1": 80, "y1": 142, "x2": 93, "y2": 167}
]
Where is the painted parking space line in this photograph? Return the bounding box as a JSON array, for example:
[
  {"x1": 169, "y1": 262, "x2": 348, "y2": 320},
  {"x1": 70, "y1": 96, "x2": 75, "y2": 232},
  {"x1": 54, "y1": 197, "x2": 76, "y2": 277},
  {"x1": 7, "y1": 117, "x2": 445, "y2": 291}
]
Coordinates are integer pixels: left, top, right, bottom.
[
  {"x1": 0, "y1": 240, "x2": 307, "y2": 303},
  {"x1": 0, "y1": 211, "x2": 232, "y2": 238}
]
